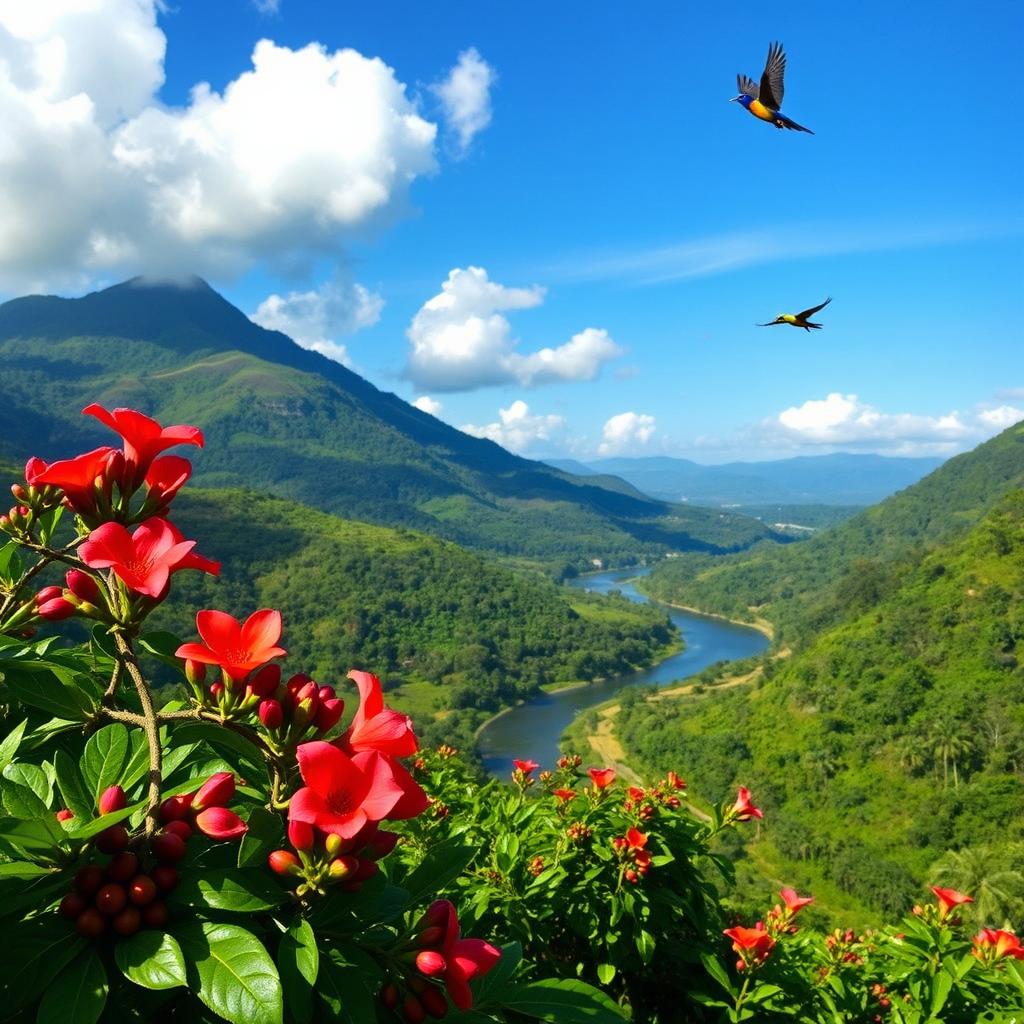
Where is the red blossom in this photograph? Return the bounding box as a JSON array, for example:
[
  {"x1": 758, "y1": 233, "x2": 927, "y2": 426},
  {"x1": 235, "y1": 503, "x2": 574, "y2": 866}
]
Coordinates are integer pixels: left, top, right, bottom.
[
  {"x1": 731, "y1": 786, "x2": 763, "y2": 821},
  {"x1": 82, "y1": 404, "x2": 203, "y2": 486},
  {"x1": 724, "y1": 924, "x2": 776, "y2": 965},
  {"x1": 625, "y1": 827, "x2": 648, "y2": 850},
  {"x1": 666, "y1": 770, "x2": 687, "y2": 790},
  {"x1": 175, "y1": 609, "x2": 286, "y2": 682},
  {"x1": 513, "y1": 759, "x2": 539, "y2": 775},
  {"x1": 192, "y1": 772, "x2": 235, "y2": 811},
  {"x1": 780, "y1": 887, "x2": 814, "y2": 914},
  {"x1": 930, "y1": 886, "x2": 974, "y2": 919},
  {"x1": 338, "y1": 670, "x2": 417, "y2": 757},
  {"x1": 588, "y1": 767, "x2": 616, "y2": 790},
  {"x1": 31, "y1": 446, "x2": 118, "y2": 516},
  {"x1": 420, "y1": 900, "x2": 502, "y2": 1011},
  {"x1": 974, "y1": 928, "x2": 1024, "y2": 961},
  {"x1": 194, "y1": 806, "x2": 247, "y2": 841},
  {"x1": 143, "y1": 455, "x2": 193, "y2": 506},
  {"x1": 553, "y1": 789, "x2": 577, "y2": 802}
]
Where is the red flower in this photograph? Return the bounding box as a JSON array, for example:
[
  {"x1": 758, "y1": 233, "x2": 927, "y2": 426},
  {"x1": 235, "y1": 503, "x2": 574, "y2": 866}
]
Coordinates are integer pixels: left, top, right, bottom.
[
  {"x1": 553, "y1": 789, "x2": 576, "y2": 802},
  {"x1": 973, "y1": 928, "x2": 1024, "y2": 961},
  {"x1": 194, "y1": 806, "x2": 247, "y2": 841},
  {"x1": 143, "y1": 455, "x2": 192, "y2": 506},
  {"x1": 79, "y1": 518, "x2": 217, "y2": 599},
  {"x1": 175, "y1": 609, "x2": 286, "y2": 682},
  {"x1": 588, "y1": 767, "x2": 616, "y2": 790},
  {"x1": 930, "y1": 886, "x2": 974, "y2": 919},
  {"x1": 419, "y1": 900, "x2": 502, "y2": 1011},
  {"x1": 666, "y1": 770, "x2": 687, "y2": 790},
  {"x1": 31, "y1": 446, "x2": 118, "y2": 516},
  {"x1": 780, "y1": 887, "x2": 814, "y2": 914},
  {"x1": 731, "y1": 786, "x2": 763, "y2": 821},
  {"x1": 724, "y1": 925, "x2": 776, "y2": 964},
  {"x1": 513, "y1": 759, "x2": 539, "y2": 774},
  {"x1": 288, "y1": 741, "x2": 405, "y2": 839},
  {"x1": 625, "y1": 827, "x2": 648, "y2": 850},
  {"x1": 82, "y1": 404, "x2": 203, "y2": 486},
  {"x1": 338, "y1": 670, "x2": 417, "y2": 757}
]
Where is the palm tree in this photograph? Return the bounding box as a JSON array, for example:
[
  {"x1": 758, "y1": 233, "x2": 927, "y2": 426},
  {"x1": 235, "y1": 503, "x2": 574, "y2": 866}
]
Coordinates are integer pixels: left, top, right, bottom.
[
  {"x1": 929, "y1": 719, "x2": 974, "y2": 789},
  {"x1": 930, "y1": 846, "x2": 1024, "y2": 929},
  {"x1": 894, "y1": 735, "x2": 926, "y2": 776}
]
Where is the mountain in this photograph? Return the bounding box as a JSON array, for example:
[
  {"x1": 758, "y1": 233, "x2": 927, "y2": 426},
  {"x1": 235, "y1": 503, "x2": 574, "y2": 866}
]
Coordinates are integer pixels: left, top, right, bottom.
[
  {"x1": 552, "y1": 453, "x2": 944, "y2": 506},
  {"x1": 0, "y1": 277, "x2": 778, "y2": 567},
  {"x1": 641, "y1": 421, "x2": 1024, "y2": 642},
  {"x1": 616, "y1": 487, "x2": 1024, "y2": 918}
]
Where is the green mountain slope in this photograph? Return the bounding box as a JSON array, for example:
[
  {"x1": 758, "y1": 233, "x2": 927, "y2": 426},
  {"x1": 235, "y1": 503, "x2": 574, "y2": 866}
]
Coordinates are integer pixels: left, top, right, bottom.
[
  {"x1": 0, "y1": 277, "x2": 777, "y2": 567},
  {"x1": 616, "y1": 488, "x2": 1024, "y2": 918},
  {"x1": 642, "y1": 421, "x2": 1024, "y2": 641}
]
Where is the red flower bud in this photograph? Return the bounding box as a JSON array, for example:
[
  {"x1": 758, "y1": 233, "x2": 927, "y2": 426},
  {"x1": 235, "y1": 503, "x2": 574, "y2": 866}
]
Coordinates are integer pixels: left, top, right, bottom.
[
  {"x1": 184, "y1": 659, "x2": 207, "y2": 687},
  {"x1": 248, "y1": 663, "x2": 281, "y2": 697},
  {"x1": 65, "y1": 569, "x2": 101, "y2": 603},
  {"x1": 328, "y1": 855, "x2": 359, "y2": 880},
  {"x1": 268, "y1": 850, "x2": 301, "y2": 876},
  {"x1": 56, "y1": 808, "x2": 74, "y2": 821},
  {"x1": 35, "y1": 586, "x2": 63, "y2": 604},
  {"x1": 194, "y1": 806, "x2": 247, "y2": 841},
  {"x1": 381, "y1": 983, "x2": 400, "y2": 1009},
  {"x1": 37, "y1": 597, "x2": 76, "y2": 621},
  {"x1": 419, "y1": 986, "x2": 449, "y2": 1019},
  {"x1": 98, "y1": 785, "x2": 127, "y2": 815},
  {"x1": 402, "y1": 994, "x2": 426, "y2": 1024},
  {"x1": 192, "y1": 771, "x2": 235, "y2": 811},
  {"x1": 314, "y1": 698, "x2": 345, "y2": 733},
  {"x1": 258, "y1": 699, "x2": 283, "y2": 729},
  {"x1": 159, "y1": 793, "x2": 194, "y2": 822},
  {"x1": 415, "y1": 950, "x2": 447, "y2": 977},
  {"x1": 288, "y1": 819, "x2": 315, "y2": 852},
  {"x1": 286, "y1": 673, "x2": 312, "y2": 701},
  {"x1": 164, "y1": 820, "x2": 192, "y2": 842},
  {"x1": 363, "y1": 829, "x2": 399, "y2": 861}
]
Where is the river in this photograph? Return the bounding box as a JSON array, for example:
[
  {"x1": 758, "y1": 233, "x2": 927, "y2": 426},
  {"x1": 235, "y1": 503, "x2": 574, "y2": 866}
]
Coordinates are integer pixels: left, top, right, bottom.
[{"x1": 477, "y1": 567, "x2": 769, "y2": 776}]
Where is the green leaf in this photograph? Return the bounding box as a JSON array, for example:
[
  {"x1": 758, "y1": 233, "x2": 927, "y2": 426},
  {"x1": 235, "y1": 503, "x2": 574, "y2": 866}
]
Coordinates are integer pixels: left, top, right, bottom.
[
  {"x1": 0, "y1": 718, "x2": 27, "y2": 775},
  {"x1": 136, "y1": 631, "x2": 185, "y2": 668},
  {"x1": 310, "y1": 874, "x2": 409, "y2": 931},
  {"x1": 0, "y1": 814, "x2": 65, "y2": 856},
  {"x1": 3, "y1": 760, "x2": 51, "y2": 806},
  {"x1": 636, "y1": 927, "x2": 655, "y2": 965},
  {"x1": 170, "y1": 722, "x2": 265, "y2": 771},
  {"x1": 53, "y1": 748, "x2": 96, "y2": 820},
  {"x1": 36, "y1": 506, "x2": 64, "y2": 546},
  {"x1": 401, "y1": 833, "x2": 476, "y2": 904},
  {"x1": 63, "y1": 800, "x2": 145, "y2": 841},
  {"x1": 930, "y1": 971, "x2": 953, "y2": 1016},
  {"x1": 0, "y1": 541, "x2": 23, "y2": 584},
  {"x1": 115, "y1": 930, "x2": 187, "y2": 991},
  {"x1": 0, "y1": 914, "x2": 86, "y2": 1014},
  {"x1": 1, "y1": 661, "x2": 95, "y2": 720},
  {"x1": 498, "y1": 977, "x2": 627, "y2": 1022},
  {"x1": 81, "y1": 723, "x2": 129, "y2": 803},
  {"x1": 596, "y1": 963, "x2": 616, "y2": 985},
  {"x1": 172, "y1": 868, "x2": 287, "y2": 913},
  {"x1": 237, "y1": 806, "x2": 284, "y2": 869},
  {"x1": 0, "y1": 777, "x2": 55, "y2": 827},
  {"x1": 699, "y1": 951, "x2": 735, "y2": 996},
  {"x1": 278, "y1": 919, "x2": 318, "y2": 1024},
  {"x1": 471, "y1": 941, "x2": 522, "y2": 1005},
  {"x1": 175, "y1": 921, "x2": 283, "y2": 1024},
  {"x1": 317, "y1": 946, "x2": 379, "y2": 1024},
  {"x1": 37, "y1": 946, "x2": 108, "y2": 1024}
]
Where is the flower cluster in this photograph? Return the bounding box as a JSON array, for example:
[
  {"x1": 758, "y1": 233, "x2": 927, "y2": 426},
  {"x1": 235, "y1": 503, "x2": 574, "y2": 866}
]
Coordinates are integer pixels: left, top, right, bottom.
[
  {"x1": 724, "y1": 886, "x2": 814, "y2": 971},
  {"x1": 973, "y1": 928, "x2": 1024, "y2": 964},
  {"x1": 612, "y1": 826, "x2": 653, "y2": 884}
]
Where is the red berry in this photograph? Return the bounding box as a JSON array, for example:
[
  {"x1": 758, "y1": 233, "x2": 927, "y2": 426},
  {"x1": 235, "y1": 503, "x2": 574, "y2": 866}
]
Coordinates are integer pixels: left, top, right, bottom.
[
  {"x1": 150, "y1": 866, "x2": 179, "y2": 892},
  {"x1": 95, "y1": 882, "x2": 127, "y2": 916},
  {"x1": 59, "y1": 892, "x2": 87, "y2": 920},
  {"x1": 402, "y1": 994, "x2": 426, "y2": 1024},
  {"x1": 164, "y1": 820, "x2": 192, "y2": 842},
  {"x1": 128, "y1": 875, "x2": 157, "y2": 906},
  {"x1": 420, "y1": 986, "x2": 449, "y2": 1019},
  {"x1": 76, "y1": 907, "x2": 106, "y2": 939},
  {"x1": 95, "y1": 824, "x2": 129, "y2": 855},
  {"x1": 141, "y1": 900, "x2": 168, "y2": 929},
  {"x1": 74, "y1": 864, "x2": 105, "y2": 895},
  {"x1": 106, "y1": 852, "x2": 139, "y2": 882},
  {"x1": 151, "y1": 832, "x2": 187, "y2": 864},
  {"x1": 159, "y1": 793, "x2": 193, "y2": 823},
  {"x1": 381, "y1": 983, "x2": 400, "y2": 1009},
  {"x1": 112, "y1": 905, "x2": 141, "y2": 936}
]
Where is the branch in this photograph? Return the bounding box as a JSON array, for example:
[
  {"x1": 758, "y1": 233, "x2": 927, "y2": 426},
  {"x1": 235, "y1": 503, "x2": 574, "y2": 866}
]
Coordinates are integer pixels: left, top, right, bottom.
[{"x1": 0, "y1": 537, "x2": 87, "y2": 621}]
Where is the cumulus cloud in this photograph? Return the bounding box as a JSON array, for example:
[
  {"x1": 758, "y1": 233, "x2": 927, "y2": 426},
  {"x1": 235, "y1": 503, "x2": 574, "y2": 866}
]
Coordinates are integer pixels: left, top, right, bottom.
[
  {"x1": 252, "y1": 0, "x2": 281, "y2": 12},
  {"x1": 767, "y1": 393, "x2": 1021, "y2": 455},
  {"x1": 405, "y1": 266, "x2": 622, "y2": 392},
  {"x1": 0, "y1": 2, "x2": 438, "y2": 291},
  {"x1": 431, "y1": 47, "x2": 495, "y2": 155},
  {"x1": 599, "y1": 412, "x2": 657, "y2": 455},
  {"x1": 250, "y1": 276, "x2": 383, "y2": 364},
  {"x1": 461, "y1": 400, "x2": 565, "y2": 453},
  {"x1": 413, "y1": 396, "x2": 443, "y2": 416}
]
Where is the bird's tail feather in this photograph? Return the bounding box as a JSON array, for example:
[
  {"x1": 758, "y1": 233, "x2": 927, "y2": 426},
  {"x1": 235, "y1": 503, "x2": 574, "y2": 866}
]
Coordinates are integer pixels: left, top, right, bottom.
[{"x1": 779, "y1": 113, "x2": 814, "y2": 134}]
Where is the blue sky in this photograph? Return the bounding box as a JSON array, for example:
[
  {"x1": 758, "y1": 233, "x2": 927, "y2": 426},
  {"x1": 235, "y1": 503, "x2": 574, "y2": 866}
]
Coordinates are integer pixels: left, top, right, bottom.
[{"x1": 1, "y1": 1, "x2": 1021, "y2": 460}]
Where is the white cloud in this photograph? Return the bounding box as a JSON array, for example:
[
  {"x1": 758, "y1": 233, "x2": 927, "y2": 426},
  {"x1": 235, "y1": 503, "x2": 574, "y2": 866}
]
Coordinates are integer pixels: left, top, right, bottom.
[
  {"x1": 0, "y1": 3, "x2": 438, "y2": 291},
  {"x1": 405, "y1": 266, "x2": 621, "y2": 392},
  {"x1": 431, "y1": 48, "x2": 495, "y2": 155},
  {"x1": 252, "y1": 0, "x2": 280, "y2": 13},
  {"x1": 413, "y1": 395, "x2": 443, "y2": 416},
  {"x1": 461, "y1": 400, "x2": 565, "y2": 453},
  {"x1": 599, "y1": 412, "x2": 656, "y2": 455},
  {"x1": 977, "y1": 404, "x2": 1024, "y2": 430},
  {"x1": 250, "y1": 276, "x2": 383, "y2": 364}
]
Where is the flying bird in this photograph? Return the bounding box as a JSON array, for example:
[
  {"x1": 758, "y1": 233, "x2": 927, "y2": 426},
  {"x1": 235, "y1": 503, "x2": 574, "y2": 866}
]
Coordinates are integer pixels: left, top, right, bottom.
[
  {"x1": 732, "y1": 42, "x2": 814, "y2": 134},
  {"x1": 757, "y1": 297, "x2": 831, "y2": 330}
]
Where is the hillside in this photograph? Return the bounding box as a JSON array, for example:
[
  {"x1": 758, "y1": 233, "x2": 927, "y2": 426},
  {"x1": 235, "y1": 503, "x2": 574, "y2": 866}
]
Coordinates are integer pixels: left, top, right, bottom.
[
  {"x1": 615, "y1": 488, "x2": 1024, "y2": 919},
  {"x1": 642, "y1": 421, "x2": 1024, "y2": 642},
  {"x1": 0, "y1": 277, "x2": 778, "y2": 567},
  {"x1": 552, "y1": 452, "x2": 943, "y2": 506}
]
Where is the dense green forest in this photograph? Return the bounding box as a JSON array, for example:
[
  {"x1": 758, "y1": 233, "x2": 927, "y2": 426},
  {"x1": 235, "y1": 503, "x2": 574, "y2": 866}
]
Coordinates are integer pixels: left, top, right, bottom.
[
  {"x1": 613, "y1": 487, "x2": 1024, "y2": 921},
  {"x1": 0, "y1": 277, "x2": 779, "y2": 568},
  {"x1": 641, "y1": 422, "x2": 1024, "y2": 643}
]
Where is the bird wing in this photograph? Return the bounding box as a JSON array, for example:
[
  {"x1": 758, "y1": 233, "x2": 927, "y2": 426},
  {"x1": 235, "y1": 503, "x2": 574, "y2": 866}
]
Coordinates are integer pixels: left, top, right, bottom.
[
  {"x1": 759, "y1": 41, "x2": 786, "y2": 109},
  {"x1": 736, "y1": 73, "x2": 758, "y2": 99},
  {"x1": 797, "y1": 297, "x2": 831, "y2": 319}
]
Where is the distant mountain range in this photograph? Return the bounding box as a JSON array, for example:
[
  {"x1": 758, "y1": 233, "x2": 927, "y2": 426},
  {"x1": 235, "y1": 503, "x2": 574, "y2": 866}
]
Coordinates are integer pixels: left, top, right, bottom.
[
  {"x1": 0, "y1": 277, "x2": 779, "y2": 566},
  {"x1": 547, "y1": 453, "x2": 945, "y2": 507}
]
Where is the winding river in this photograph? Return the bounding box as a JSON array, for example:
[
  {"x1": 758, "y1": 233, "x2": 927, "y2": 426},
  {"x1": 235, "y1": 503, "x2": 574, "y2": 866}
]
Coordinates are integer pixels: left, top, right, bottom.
[{"x1": 477, "y1": 567, "x2": 769, "y2": 777}]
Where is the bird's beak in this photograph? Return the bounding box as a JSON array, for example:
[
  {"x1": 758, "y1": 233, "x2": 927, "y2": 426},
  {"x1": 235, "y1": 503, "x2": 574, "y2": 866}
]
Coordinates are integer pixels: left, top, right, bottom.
[
  {"x1": 755, "y1": 322, "x2": 779, "y2": 327},
  {"x1": 729, "y1": 96, "x2": 741, "y2": 102}
]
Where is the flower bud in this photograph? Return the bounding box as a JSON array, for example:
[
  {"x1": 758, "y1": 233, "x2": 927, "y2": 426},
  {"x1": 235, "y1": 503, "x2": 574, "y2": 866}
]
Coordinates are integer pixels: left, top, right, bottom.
[
  {"x1": 209, "y1": 682, "x2": 224, "y2": 701},
  {"x1": 314, "y1": 698, "x2": 345, "y2": 733},
  {"x1": 98, "y1": 785, "x2": 127, "y2": 815},
  {"x1": 419, "y1": 986, "x2": 449, "y2": 1019},
  {"x1": 317, "y1": 685, "x2": 335, "y2": 702},
  {"x1": 37, "y1": 597, "x2": 76, "y2": 621},
  {"x1": 35, "y1": 586, "x2": 64, "y2": 604},
  {"x1": 416, "y1": 926, "x2": 445, "y2": 948},
  {"x1": 327, "y1": 855, "x2": 359, "y2": 881},
  {"x1": 380, "y1": 983, "x2": 400, "y2": 1010},
  {"x1": 164, "y1": 820, "x2": 192, "y2": 842},
  {"x1": 184, "y1": 659, "x2": 207, "y2": 687},
  {"x1": 248, "y1": 664, "x2": 281, "y2": 697},
  {"x1": 192, "y1": 771, "x2": 235, "y2": 811},
  {"x1": 56, "y1": 808, "x2": 74, "y2": 821},
  {"x1": 268, "y1": 850, "x2": 302, "y2": 876},
  {"x1": 65, "y1": 569, "x2": 101, "y2": 603},
  {"x1": 286, "y1": 674, "x2": 312, "y2": 702},
  {"x1": 160, "y1": 793, "x2": 194, "y2": 822},
  {"x1": 194, "y1": 806, "x2": 247, "y2": 841},
  {"x1": 324, "y1": 832, "x2": 351, "y2": 857},
  {"x1": 288, "y1": 819, "x2": 315, "y2": 852},
  {"x1": 291, "y1": 697, "x2": 316, "y2": 730},
  {"x1": 402, "y1": 993, "x2": 426, "y2": 1024},
  {"x1": 415, "y1": 950, "x2": 447, "y2": 977},
  {"x1": 258, "y1": 699, "x2": 283, "y2": 729}
]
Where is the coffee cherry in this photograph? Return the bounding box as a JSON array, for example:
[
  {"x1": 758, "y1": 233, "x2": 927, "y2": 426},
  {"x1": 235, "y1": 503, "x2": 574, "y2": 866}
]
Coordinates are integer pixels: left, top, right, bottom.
[
  {"x1": 95, "y1": 824, "x2": 129, "y2": 855},
  {"x1": 74, "y1": 864, "x2": 105, "y2": 895},
  {"x1": 141, "y1": 901, "x2": 168, "y2": 929},
  {"x1": 128, "y1": 875, "x2": 157, "y2": 906},
  {"x1": 95, "y1": 882, "x2": 127, "y2": 916},
  {"x1": 151, "y1": 832, "x2": 187, "y2": 864},
  {"x1": 106, "y1": 851, "x2": 139, "y2": 882},
  {"x1": 113, "y1": 905, "x2": 141, "y2": 936},
  {"x1": 150, "y1": 866, "x2": 179, "y2": 892},
  {"x1": 163, "y1": 820, "x2": 192, "y2": 842},
  {"x1": 76, "y1": 908, "x2": 106, "y2": 939},
  {"x1": 60, "y1": 892, "x2": 87, "y2": 920}
]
